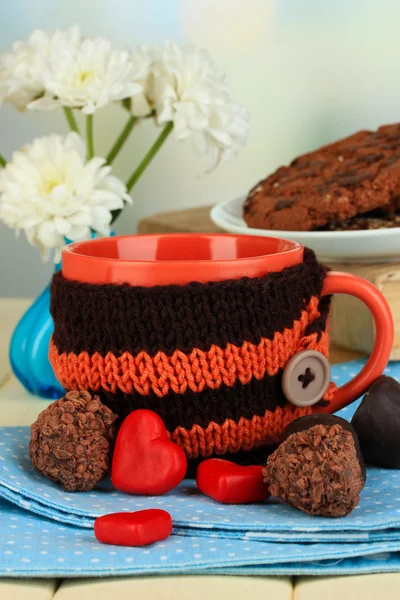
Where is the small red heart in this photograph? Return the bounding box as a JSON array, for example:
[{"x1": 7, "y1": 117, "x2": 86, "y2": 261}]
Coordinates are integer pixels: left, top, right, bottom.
[
  {"x1": 196, "y1": 459, "x2": 270, "y2": 504},
  {"x1": 94, "y1": 509, "x2": 173, "y2": 546},
  {"x1": 111, "y1": 409, "x2": 187, "y2": 495}
]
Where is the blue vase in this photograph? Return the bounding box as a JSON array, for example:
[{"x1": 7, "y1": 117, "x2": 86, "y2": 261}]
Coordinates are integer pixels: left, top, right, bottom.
[
  {"x1": 9, "y1": 232, "x2": 113, "y2": 399},
  {"x1": 9, "y1": 262, "x2": 65, "y2": 399}
]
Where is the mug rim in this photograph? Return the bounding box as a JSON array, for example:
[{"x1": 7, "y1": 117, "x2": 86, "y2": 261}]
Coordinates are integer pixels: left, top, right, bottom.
[
  {"x1": 63, "y1": 233, "x2": 302, "y2": 263},
  {"x1": 62, "y1": 233, "x2": 304, "y2": 286}
]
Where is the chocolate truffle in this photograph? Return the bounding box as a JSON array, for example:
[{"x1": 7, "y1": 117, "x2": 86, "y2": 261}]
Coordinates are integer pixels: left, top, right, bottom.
[
  {"x1": 351, "y1": 375, "x2": 400, "y2": 469},
  {"x1": 263, "y1": 419, "x2": 365, "y2": 517},
  {"x1": 30, "y1": 390, "x2": 118, "y2": 492},
  {"x1": 282, "y1": 413, "x2": 366, "y2": 482}
]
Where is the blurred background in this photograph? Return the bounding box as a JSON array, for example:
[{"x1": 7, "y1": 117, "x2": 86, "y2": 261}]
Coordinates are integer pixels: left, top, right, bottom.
[{"x1": 1, "y1": 0, "x2": 400, "y2": 296}]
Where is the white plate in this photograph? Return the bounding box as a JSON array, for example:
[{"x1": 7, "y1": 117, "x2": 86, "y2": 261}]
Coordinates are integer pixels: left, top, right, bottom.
[{"x1": 210, "y1": 196, "x2": 400, "y2": 263}]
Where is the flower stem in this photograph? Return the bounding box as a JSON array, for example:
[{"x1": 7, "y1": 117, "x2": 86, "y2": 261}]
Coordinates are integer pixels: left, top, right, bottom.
[
  {"x1": 106, "y1": 115, "x2": 137, "y2": 165},
  {"x1": 63, "y1": 107, "x2": 80, "y2": 133},
  {"x1": 86, "y1": 114, "x2": 94, "y2": 159},
  {"x1": 0, "y1": 153, "x2": 5, "y2": 168},
  {"x1": 111, "y1": 122, "x2": 173, "y2": 224},
  {"x1": 126, "y1": 121, "x2": 173, "y2": 192}
]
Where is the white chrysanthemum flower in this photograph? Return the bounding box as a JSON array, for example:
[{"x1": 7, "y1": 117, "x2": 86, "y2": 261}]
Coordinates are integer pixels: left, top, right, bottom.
[
  {"x1": 0, "y1": 133, "x2": 131, "y2": 261},
  {"x1": 0, "y1": 26, "x2": 80, "y2": 111},
  {"x1": 29, "y1": 37, "x2": 143, "y2": 114},
  {"x1": 193, "y1": 101, "x2": 249, "y2": 169},
  {"x1": 127, "y1": 45, "x2": 154, "y2": 117},
  {"x1": 149, "y1": 41, "x2": 249, "y2": 168}
]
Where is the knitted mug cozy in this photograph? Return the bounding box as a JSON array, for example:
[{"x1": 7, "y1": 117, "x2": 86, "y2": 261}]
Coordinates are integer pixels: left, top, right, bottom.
[{"x1": 49, "y1": 248, "x2": 336, "y2": 460}]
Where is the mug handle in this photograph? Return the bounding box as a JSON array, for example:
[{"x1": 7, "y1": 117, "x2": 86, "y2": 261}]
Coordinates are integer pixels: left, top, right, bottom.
[{"x1": 315, "y1": 271, "x2": 394, "y2": 414}]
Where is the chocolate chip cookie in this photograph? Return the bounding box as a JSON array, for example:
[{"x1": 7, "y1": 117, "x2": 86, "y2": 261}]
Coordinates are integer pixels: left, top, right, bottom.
[{"x1": 244, "y1": 123, "x2": 400, "y2": 231}]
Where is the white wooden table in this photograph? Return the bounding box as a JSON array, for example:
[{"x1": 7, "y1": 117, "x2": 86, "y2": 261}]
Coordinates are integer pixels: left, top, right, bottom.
[{"x1": 0, "y1": 299, "x2": 399, "y2": 599}]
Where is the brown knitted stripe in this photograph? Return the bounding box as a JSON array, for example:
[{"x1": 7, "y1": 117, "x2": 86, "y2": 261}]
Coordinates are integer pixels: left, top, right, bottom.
[
  {"x1": 50, "y1": 248, "x2": 327, "y2": 357},
  {"x1": 95, "y1": 376, "x2": 336, "y2": 439},
  {"x1": 93, "y1": 373, "x2": 288, "y2": 431}
]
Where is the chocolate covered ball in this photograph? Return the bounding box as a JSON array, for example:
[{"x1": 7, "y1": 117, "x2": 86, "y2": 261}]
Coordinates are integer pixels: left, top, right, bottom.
[
  {"x1": 263, "y1": 417, "x2": 365, "y2": 517},
  {"x1": 351, "y1": 375, "x2": 400, "y2": 469},
  {"x1": 30, "y1": 390, "x2": 118, "y2": 492},
  {"x1": 282, "y1": 413, "x2": 366, "y2": 482}
]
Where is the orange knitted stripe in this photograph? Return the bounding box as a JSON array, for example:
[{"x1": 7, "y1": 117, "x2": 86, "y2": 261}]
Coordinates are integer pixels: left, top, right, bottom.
[
  {"x1": 49, "y1": 295, "x2": 328, "y2": 397},
  {"x1": 168, "y1": 405, "x2": 314, "y2": 459}
]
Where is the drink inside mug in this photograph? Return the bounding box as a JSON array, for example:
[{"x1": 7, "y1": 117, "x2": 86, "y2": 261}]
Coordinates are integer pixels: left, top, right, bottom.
[{"x1": 62, "y1": 233, "x2": 304, "y2": 286}]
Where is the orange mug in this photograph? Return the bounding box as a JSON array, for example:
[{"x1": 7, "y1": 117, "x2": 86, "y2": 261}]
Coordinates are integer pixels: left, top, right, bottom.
[{"x1": 52, "y1": 233, "x2": 393, "y2": 458}]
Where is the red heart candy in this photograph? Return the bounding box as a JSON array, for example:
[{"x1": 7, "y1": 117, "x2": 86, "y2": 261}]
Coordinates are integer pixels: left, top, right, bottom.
[
  {"x1": 111, "y1": 409, "x2": 187, "y2": 495},
  {"x1": 196, "y1": 459, "x2": 270, "y2": 504},
  {"x1": 94, "y1": 509, "x2": 173, "y2": 546}
]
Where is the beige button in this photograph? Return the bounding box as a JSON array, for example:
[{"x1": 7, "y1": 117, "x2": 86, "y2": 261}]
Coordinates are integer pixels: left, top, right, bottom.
[{"x1": 282, "y1": 350, "x2": 331, "y2": 407}]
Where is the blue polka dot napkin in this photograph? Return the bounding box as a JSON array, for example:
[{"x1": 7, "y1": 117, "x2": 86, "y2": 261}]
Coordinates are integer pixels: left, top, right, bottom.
[
  {"x1": 1, "y1": 359, "x2": 400, "y2": 577},
  {"x1": 1, "y1": 496, "x2": 400, "y2": 577}
]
